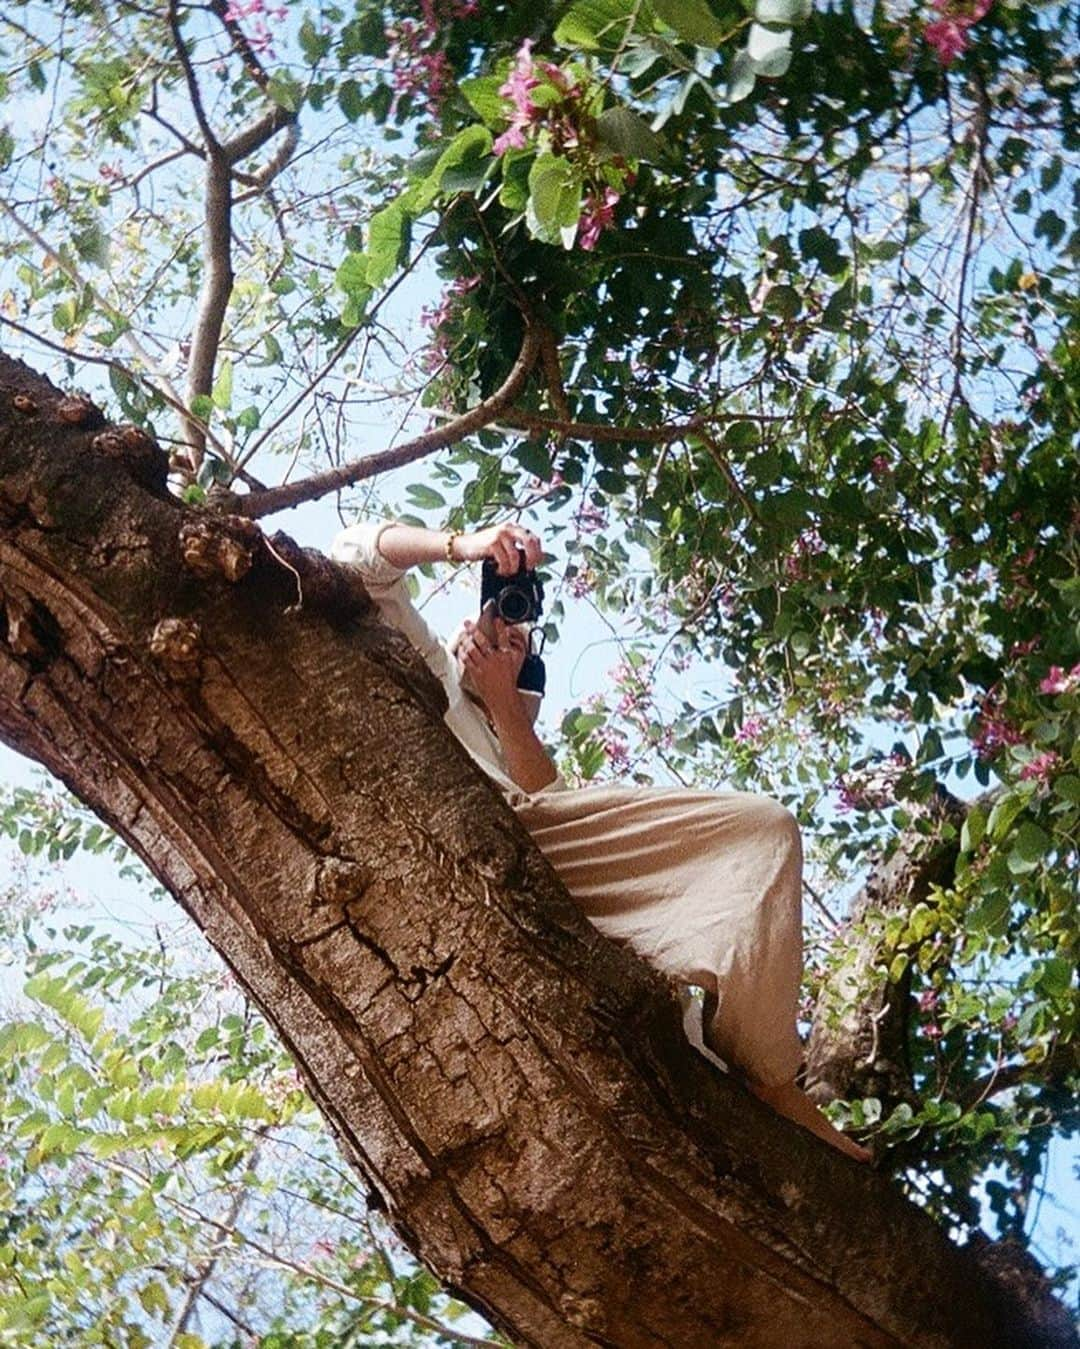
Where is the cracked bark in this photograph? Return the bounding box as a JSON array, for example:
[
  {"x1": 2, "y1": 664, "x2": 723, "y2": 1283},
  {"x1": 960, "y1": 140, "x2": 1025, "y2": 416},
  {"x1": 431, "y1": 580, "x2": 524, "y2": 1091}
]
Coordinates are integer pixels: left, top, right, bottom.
[{"x1": 0, "y1": 352, "x2": 1076, "y2": 1349}]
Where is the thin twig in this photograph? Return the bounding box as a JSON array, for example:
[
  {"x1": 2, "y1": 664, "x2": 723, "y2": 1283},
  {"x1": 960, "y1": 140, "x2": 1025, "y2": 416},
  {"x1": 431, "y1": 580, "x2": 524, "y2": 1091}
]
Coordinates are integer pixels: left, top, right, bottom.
[{"x1": 238, "y1": 322, "x2": 544, "y2": 518}]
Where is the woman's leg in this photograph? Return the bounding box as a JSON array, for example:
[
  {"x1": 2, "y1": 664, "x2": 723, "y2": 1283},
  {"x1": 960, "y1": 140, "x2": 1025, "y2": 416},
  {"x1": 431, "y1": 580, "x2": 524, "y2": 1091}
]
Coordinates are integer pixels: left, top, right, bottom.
[
  {"x1": 515, "y1": 784, "x2": 870, "y2": 1162},
  {"x1": 745, "y1": 1078, "x2": 873, "y2": 1163}
]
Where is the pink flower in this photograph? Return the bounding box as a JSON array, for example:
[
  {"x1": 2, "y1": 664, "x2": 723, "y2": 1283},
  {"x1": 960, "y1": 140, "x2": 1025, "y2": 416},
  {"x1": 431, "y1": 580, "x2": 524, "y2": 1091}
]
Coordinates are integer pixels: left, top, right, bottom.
[
  {"x1": 1039, "y1": 664, "x2": 1080, "y2": 695},
  {"x1": 597, "y1": 726, "x2": 630, "y2": 769},
  {"x1": 493, "y1": 125, "x2": 529, "y2": 155},
  {"x1": 970, "y1": 686, "x2": 1024, "y2": 760},
  {"x1": 734, "y1": 715, "x2": 766, "y2": 744},
  {"x1": 492, "y1": 41, "x2": 544, "y2": 156},
  {"x1": 923, "y1": 0, "x2": 992, "y2": 65},
  {"x1": 578, "y1": 187, "x2": 620, "y2": 251},
  {"x1": 870, "y1": 453, "x2": 891, "y2": 478},
  {"x1": 918, "y1": 989, "x2": 939, "y2": 1012},
  {"x1": 923, "y1": 1022, "x2": 944, "y2": 1040},
  {"x1": 924, "y1": 17, "x2": 969, "y2": 63},
  {"x1": 1018, "y1": 751, "x2": 1062, "y2": 783}
]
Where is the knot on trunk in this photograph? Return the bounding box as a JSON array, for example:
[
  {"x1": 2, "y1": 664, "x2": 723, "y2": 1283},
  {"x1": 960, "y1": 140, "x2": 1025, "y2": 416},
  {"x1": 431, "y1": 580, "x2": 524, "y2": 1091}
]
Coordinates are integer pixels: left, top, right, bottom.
[
  {"x1": 91, "y1": 423, "x2": 169, "y2": 495},
  {"x1": 180, "y1": 514, "x2": 261, "y2": 584},
  {"x1": 149, "y1": 617, "x2": 203, "y2": 681},
  {"x1": 11, "y1": 393, "x2": 37, "y2": 415},
  {"x1": 314, "y1": 857, "x2": 370, "y2": 908},
  {"x1": 56, "y1": 395, "x2": 104, "y2": 428}
]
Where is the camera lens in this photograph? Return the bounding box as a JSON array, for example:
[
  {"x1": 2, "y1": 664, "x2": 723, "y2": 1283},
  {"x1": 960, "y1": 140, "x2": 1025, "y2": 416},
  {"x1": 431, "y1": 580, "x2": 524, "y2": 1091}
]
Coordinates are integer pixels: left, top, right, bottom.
[{"x1": 497, "y1": 587, "x2": 531, "y2": 623}]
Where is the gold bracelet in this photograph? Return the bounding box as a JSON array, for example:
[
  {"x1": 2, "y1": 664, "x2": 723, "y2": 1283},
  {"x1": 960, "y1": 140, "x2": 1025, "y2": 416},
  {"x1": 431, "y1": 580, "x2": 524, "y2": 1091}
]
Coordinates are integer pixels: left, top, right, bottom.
[{"x1": 445, "y1": 531, "x2": 460, "y2": 564}]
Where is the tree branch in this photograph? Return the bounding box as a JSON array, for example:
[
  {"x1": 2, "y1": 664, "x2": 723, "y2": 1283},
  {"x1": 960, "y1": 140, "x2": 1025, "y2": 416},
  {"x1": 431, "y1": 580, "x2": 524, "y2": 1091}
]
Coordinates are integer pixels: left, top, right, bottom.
[
  {"x1": 237, "y1": 322, "x2": 544, "y2": 518},
  {"x1": 166, "y1": 0, "x2": 220, "y2": 153},
  {"x1": 960, "y1": 1039, "x2": 1079, "y2": 1113}
]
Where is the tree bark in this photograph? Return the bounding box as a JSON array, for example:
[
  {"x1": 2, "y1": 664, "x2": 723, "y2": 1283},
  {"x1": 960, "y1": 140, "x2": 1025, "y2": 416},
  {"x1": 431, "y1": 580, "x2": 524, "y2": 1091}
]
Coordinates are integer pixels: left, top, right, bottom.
[{"x1": 0, "y1": 353, "x2": 1074, "y2": 1349}]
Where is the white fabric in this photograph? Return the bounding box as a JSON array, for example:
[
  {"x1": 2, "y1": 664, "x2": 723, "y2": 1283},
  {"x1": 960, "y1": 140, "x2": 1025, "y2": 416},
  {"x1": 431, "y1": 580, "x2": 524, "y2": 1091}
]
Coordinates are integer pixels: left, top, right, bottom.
[
  {"x1": 332, "y1": 519, "x2": 805, "y2": 1086},
  {"x1": 331, "y1": 520, "x2": 568, "y2": 801}
]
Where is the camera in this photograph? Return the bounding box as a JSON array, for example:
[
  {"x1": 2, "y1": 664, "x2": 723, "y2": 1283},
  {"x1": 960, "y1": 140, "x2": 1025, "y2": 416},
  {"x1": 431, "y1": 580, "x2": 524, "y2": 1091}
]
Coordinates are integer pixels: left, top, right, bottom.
[
  {"x1": 479, "y1": 551, "x2": 546, "y2": 695},
  {"x1": 480, "y1": 552, "x2": 544, "y2": 625}
]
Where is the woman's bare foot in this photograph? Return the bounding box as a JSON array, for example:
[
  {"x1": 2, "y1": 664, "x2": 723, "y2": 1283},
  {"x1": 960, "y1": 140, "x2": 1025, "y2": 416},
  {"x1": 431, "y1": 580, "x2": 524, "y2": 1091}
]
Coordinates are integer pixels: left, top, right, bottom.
[{"x1": 746, "y1": 1077, "x2": 873, "y2": 1163}]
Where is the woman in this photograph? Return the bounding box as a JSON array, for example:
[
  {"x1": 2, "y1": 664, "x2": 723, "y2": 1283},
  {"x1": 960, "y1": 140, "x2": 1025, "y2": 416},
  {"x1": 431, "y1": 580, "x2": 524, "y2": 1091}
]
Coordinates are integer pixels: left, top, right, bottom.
[{"x1": 331, "y1": 517, "x2": 871, "y2": 1164}]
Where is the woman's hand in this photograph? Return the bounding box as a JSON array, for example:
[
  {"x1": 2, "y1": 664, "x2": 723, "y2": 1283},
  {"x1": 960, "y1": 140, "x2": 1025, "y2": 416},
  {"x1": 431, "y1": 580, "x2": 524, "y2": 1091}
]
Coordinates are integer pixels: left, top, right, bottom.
[
  {"x1": 452, "y1": 523, "x2": 542, "y2": 575},
  {"x1": 457, "y1": 618, "x2": 558, "y2": 792},
  {"x1": 457, "y1": 617, "x2": 528, "y2": 716}
]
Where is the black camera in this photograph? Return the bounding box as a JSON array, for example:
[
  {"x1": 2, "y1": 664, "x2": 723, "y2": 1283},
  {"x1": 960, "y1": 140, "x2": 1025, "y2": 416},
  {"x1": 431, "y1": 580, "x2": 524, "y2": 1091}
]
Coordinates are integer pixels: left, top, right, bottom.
[
  {"x1": 480, "y1": 552, "x2": 545, "y2": 625},
  {"x1": 480, "y1": 551, "x2": 546, "y2": 695}
]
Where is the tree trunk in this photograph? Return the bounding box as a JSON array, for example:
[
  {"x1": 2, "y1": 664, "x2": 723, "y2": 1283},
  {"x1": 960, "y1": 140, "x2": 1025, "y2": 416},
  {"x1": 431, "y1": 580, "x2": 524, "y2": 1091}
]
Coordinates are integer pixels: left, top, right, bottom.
[{"x1": 0, "y1": 353, "x2": 1074, "y2": 1349}]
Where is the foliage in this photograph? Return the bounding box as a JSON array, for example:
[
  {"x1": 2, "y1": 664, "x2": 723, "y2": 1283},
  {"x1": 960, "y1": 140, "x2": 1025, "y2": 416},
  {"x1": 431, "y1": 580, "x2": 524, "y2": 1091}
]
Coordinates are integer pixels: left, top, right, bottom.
[
  {"x1": 0, "y1": 0, "x2": 1077, "y2": 1311},
  {"x1": 0, "y1": 797, "x2": 502, "y2": 1346}
]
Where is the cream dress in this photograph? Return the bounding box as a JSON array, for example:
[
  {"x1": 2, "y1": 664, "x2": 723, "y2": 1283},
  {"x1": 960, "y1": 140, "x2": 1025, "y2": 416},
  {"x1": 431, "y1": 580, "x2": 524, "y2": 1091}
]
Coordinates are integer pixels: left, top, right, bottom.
[{"x1": 332, "y1": 522, "x2": 804, "y2": 1087}]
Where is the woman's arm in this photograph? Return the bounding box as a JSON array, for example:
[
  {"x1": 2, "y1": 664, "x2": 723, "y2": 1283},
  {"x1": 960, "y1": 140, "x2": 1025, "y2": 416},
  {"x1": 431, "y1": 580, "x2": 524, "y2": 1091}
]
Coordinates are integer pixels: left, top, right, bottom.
[
  {"x1": 458, "y1": 617, "x2": 560, "y2": 793},
  {"x1": 375, "y1": 522, "x2": 543, "y2": 576},
  {"x1": 486, "y1": 697, "x2": 561, "y2": 793}
]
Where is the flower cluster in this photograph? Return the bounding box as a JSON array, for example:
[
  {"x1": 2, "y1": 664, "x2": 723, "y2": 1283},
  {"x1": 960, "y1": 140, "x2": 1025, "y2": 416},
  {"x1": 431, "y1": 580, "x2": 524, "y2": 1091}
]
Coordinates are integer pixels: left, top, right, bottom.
[
  {"x1": 578, "y1": 186, "x2": 620, "y2": 252},
  {"x1": 835, "y1": 752, "x2": 908, "y2": 813},
  {"x1": 492, "y1": 41, "x2": 628, "y2": 252},
  {"x1": 970, "y1": 685, "x2": 1024, "y2": 761},
  {"x1": 1039, "y1": 663, "x2": 1080, "y2": 695},
  {"x1": 1018, "y1": 750, "x2": 1063, "y2": 784},
  {"x1": 610, "y1": 660, "x2": 653, "y2": 727},
  {"x1": 385, "y1": 0, "x2": 477, "y2": 120},
  {"x1": 782, "y1": 527, "x2": 826, "y2": 580},
  {"x1": 734, "y1": 714, "x2": 766, "y2": 745},
  {"x1": 923, "y1": 0, "x2": 991, "y2": 66},
  {"x1": 223, "y1": 0, "x2": 288, "y2": 56},
  {"x1": 417, "y1": 273, "x2": 480, "y2": 374},
  {"x1": 493, "y1": 40, "x2": 578, "y2": 157}
]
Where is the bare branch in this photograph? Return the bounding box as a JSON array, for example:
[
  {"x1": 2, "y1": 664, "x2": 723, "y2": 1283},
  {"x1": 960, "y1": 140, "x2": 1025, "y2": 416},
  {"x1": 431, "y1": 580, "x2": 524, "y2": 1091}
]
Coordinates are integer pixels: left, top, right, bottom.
[
  {"x1": 223, "y1": 105, "x2": 296, "y2": 167},
  {"x1": 182, "y1": 150, "x2": 234, "y2": 472},
  {"x1": 166, "y1": 0, "x2": 220, "y2": 153},
  {"x1": 959, "y1": 1040, "x2": 1078, "y2": 1113},
  {"x1": 238, "y1": 323, "x2": 544, "y2": 518}
]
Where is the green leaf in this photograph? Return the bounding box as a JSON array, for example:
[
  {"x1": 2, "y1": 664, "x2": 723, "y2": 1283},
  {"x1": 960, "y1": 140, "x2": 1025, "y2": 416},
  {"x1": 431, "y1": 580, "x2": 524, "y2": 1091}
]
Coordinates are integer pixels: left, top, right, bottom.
[
  {"x1": 365, "y1": 203, "x2": 409, "y2": 288},
  {"x1": 266, "y1": 73, "x2": 302, "y2": 112},
  {"x1": 764, "y1": 284, "x2": 801, "y2": 318},
  {"x1": 555, "y1": 0, "x2": 642, "y2": 51},
  {"x1": 434, "y1": 124, "x2": 494, "y2": 196},
  {"x1": 987, "y1": 792, "x2": 1025, "y2": 841},
  {"x1": 211, "y1": 358, "x2": 233, "y2": 411},
  {"x1": 1053, "y1": 774, "x2": 1080, "y2": 804},
  {"x1": 822, "y1": 279, "x2": 855, "y2": 329},
  {"x1": 726, "y1": 49, "x2": 757, "y2": 102},
  {"x1": 404, "y1": 483, "x2": 447, "y2": 511},
  {"x1": 1006, "y1": 820, "x2": 1050, "y2": 874},
  {"x1": 595, "y1": 106, "x2": 667, "y2": 162},
  {"x1": 971, "y1": 888, "x2": 1010, "y2": 933},
  {"x1": 338, "y1": 79, "x2": 365, "y2": 122},
  {"x1": 1036, "y1": 957, "x2": 1073, "y2": 999},
  {"x1": 755, "y1": 0, "x2": 812, "y2": 21},
  {"x1": 960, "y1": 804, "x2": 986, "y2": 852},
  {"x1": 460, "y1": 75, "x2": 507, "y2": 126},
  {"x1": 298, "y1": 16, "x2": 332, "y2": 64},
  {"x1": 653, "y1": 0, "x2": 727, "y2": 47},
  {"x1": 526, "y1": 152, "x2": 583, "y2": 244}
]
